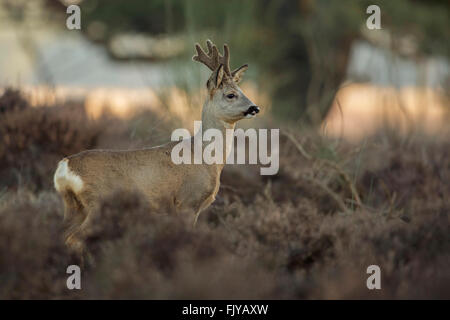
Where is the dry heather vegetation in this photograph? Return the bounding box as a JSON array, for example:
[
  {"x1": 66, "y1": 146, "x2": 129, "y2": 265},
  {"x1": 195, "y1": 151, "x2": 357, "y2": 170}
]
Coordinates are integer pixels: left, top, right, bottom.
[{"x1": 0, "y1": 88, "x2": 449, "y2": 299}]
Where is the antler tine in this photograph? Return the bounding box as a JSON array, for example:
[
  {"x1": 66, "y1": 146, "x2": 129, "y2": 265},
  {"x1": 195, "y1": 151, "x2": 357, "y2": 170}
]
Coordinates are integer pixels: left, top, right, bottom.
[
  {"x1": 218, "y1": 44, "x2": 231, "y2": 76},
  {"x1": 206, "y1": 40, "x2": 214, "y2": 55},
  {"x1": 192, "y1": 40, "x2": 219, "y2": 71},
  {"x1": 232, "y1": 63, "x2": 248, "y2": 76}
]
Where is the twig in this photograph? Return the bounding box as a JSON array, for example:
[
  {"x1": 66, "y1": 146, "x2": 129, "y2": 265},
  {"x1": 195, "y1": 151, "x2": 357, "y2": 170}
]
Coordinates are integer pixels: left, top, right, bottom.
[
  {"x1": 320, "y1": 158, "x2": 363, "y2": 207},
  {"x1": 283, "y1": 130, "x2": 363, "y2": 209},
  {"x1": 283, "y1": 130, "x2": 312, "y2": 160},
  {"x1": 302, "y1": 177, "x2": 349, "y2": 214}
]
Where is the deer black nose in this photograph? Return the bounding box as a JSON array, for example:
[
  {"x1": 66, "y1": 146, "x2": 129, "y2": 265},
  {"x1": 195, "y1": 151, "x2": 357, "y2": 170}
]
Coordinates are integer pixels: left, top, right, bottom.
[
  {"x1": 250, "y1": 106, "x2": 260, "y2": 114},
  {"x1": 243, "y1": 105, "x2": 260, "y2": 116}
]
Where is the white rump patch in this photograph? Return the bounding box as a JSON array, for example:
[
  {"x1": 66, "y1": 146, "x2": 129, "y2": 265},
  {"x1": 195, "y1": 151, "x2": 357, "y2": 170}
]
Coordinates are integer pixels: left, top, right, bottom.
[{"x1": 54, "y1": 159, "x2": 84, "y2": 193}]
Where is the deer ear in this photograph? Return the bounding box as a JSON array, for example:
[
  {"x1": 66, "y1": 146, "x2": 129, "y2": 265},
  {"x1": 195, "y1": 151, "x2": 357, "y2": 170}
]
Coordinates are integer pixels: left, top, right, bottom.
[{"x1": 232, "y1": 64, "x2": 248, "y2": 83}]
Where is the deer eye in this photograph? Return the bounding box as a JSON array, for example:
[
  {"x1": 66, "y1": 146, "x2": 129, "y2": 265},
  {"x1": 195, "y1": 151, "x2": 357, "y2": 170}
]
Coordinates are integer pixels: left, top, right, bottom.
[{"x1": 226, "y1": 93, "x2": 236, "y2": 99}]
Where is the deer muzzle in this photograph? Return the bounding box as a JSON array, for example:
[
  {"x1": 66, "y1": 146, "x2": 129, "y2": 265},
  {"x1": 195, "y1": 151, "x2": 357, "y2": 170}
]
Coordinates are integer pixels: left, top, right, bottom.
[{"x1": 243, "y1": 105, "x2": 260, "y2": 117}]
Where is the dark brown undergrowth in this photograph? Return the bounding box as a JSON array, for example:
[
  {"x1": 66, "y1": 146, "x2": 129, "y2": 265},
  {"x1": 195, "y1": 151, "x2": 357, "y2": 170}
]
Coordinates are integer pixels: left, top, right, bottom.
[
  {"x1": 0, "y1": 89, "x2": 104, "y2": 190},
  {"x1": 0, "y1": 191, "x2": 75, "y2": 299},
  {"x1": 0, "y1": 89, "x2": 448, "y2": 299}
]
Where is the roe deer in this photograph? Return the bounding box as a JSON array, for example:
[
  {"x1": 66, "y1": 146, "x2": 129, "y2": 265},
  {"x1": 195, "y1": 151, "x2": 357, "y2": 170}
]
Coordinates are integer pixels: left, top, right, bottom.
[{"x1": 54, "y1": 40, "x2": 260, "y2": 251}]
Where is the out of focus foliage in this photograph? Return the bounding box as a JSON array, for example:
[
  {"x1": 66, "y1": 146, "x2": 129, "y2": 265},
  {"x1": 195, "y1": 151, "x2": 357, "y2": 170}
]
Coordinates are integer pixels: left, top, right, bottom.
[
  {"x1": 0, "y1": 88, "x2": 449, "y2": 299},
  {"x1": 43, "y1": 0, "x2": 449, "y2": 122},
  {"x1": 0, "y1": 89, "x2": 103, "y2": 190}
]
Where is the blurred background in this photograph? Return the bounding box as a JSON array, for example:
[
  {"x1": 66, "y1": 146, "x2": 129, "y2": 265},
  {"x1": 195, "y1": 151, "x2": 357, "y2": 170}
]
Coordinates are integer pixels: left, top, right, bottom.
[
  {"x1": 1, "y1": 0, "x2": 450, "y2": 299},
  {"x1": 0, "y1": 0, "x2": 448, "y2": 140}
]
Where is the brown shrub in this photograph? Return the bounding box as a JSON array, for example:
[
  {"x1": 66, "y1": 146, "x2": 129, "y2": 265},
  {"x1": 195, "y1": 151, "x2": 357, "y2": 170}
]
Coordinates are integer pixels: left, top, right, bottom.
[
  {"x1": 0, "y1": 89, "x2": 104, "y2": 190},
  {"x1": 0, "y1": 191, "x2": 76, "y2": 299},
  {"x1": 77, "y1": 191, "x2": 276, "y2": 299},
  {"x1": 2, "y1": 185, "x2": 448, "y2": 299},
  {"x1": 0, "y1": 88, "x2": 28, "y2": 114},
  {"x1": 0, "y1": 90, "x2": 448, "y2": 299}
]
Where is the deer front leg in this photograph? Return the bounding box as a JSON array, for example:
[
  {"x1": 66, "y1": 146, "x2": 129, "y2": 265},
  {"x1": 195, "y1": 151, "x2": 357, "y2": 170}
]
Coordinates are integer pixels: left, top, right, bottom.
[{"x1": 193, "y1": 194, "x2": 216, "y2": 226}]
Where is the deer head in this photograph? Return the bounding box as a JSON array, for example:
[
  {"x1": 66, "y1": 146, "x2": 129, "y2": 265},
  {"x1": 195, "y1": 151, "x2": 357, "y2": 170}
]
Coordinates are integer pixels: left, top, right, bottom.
[{"x1": 193, "y1": 40, "x2": 260, "y2": 123}]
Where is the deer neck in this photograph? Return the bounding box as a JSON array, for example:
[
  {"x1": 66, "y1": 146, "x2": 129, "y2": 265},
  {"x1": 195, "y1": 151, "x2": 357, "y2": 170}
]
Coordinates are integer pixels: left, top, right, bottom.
[{"x1": 199, "y1": 100, "x2": 235, "y2": 168}]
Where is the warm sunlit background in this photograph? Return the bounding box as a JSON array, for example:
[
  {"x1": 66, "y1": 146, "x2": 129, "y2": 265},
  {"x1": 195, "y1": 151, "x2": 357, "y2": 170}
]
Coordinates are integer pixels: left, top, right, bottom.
[
  {"x1": 0, "y1": 0, "x2": 448, "y2": 141},
  {"x1": 1, "y1": 0, "x2": 450, "y2": 300}
]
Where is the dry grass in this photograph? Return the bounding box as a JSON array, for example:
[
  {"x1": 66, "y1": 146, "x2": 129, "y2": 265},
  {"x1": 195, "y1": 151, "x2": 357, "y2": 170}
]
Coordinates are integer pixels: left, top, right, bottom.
[{"x1": 0, "y1": 88, "x2": 449, "y2": 299}]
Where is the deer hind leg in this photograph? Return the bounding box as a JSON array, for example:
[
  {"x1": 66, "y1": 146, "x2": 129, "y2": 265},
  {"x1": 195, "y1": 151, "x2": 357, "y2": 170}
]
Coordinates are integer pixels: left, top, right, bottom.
[
  {"x1": 67, "y1": 191, "x2": 101, "y2": 247},
  {"x1": 62, "y1": 190, "x2": 87, "y2": 254}
]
